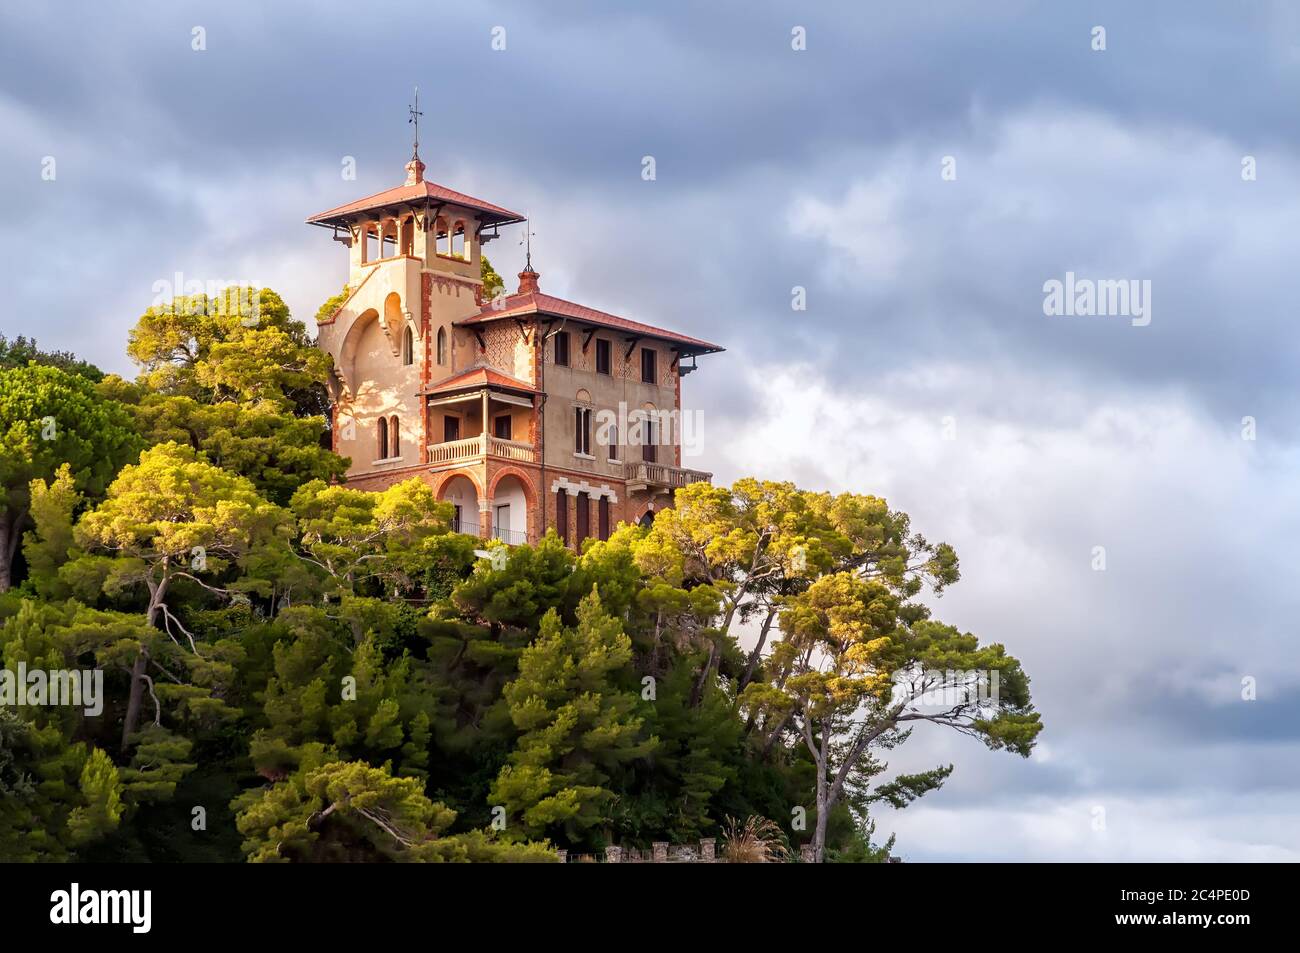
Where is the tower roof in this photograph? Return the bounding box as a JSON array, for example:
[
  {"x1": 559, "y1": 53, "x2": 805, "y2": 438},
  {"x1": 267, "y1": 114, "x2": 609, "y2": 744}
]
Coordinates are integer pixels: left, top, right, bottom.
[{"x1": 307, "y1": 179, "x2": 526, "y2": 228}]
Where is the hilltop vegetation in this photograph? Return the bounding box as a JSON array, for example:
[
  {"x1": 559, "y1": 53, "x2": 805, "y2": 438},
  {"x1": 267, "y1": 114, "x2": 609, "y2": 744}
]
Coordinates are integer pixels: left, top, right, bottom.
[{"x1": 0, "y1": 288, "x2": 1039, "y2": 862}]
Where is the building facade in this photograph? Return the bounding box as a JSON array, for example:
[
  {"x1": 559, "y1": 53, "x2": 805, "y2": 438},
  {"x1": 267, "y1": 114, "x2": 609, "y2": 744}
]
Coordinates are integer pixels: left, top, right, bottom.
[{"x1": 309, "y1": 149, "x2": 723, "y2": 547}]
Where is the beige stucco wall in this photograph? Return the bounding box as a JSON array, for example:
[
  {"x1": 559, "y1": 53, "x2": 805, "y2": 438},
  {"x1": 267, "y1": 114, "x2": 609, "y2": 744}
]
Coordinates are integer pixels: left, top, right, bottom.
[
  {"x1": 541, "y1": 334, "x2": 679, "y2": 476},
  {"x1": 336, "y1": 312, "x2": 421, "y2": 472}
]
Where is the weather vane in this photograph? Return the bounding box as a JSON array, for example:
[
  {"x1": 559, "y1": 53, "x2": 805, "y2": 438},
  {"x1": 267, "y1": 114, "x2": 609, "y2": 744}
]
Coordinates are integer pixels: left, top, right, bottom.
[
  {"x1": 408, "y1": 86, "x2": 422, "y2": 158},
  {"x1": 520, "y1": 221, "x2": 536, "y2": 270}
]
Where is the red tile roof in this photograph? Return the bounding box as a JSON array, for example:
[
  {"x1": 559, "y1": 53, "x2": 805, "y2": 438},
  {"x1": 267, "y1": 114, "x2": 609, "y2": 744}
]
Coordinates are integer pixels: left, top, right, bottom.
[
  {"x1": 307, "y1": 180, "x2": 525, "y2": 226},
  {"x1": 422, "y1": 365, "x2": 538, "y2": 396},
  {"x1": 458, "y1": 292, "x2": 724, "y2": 354}
]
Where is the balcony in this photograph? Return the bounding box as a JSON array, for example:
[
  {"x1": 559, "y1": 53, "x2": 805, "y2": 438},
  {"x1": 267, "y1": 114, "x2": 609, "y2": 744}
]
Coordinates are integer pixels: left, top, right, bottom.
[
  {"x1": 426, "y1": 434, "x2": 538, "y2": 465},
  {"x1": 624, "y1": 461, "x2": 712, "y2": 492},
  {"x1": 450, "y1": 514, "x2": 480, "y2": 536},
  {"x1": 491, "y1": 525, "x2": 530, "y2": 545}
]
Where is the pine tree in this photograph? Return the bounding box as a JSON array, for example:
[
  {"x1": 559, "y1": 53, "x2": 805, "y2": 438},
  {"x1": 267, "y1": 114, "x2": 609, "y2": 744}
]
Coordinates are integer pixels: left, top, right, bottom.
[{"x1": 490, "y1": 590, "x2": 656, "y2": 845}]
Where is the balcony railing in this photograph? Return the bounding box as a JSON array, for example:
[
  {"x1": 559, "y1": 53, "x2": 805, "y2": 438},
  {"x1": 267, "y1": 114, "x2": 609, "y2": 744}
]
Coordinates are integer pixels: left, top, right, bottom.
[
  {"x1": 624, "y1": 461, "x2": 712, "y2": 490},
  {"x1": 450, "y1": 516, "x2": 480, "y2": 536},
  {"x1": 427, "y1": 435, "x2": 483, "y2": 464},
  {"x1": 488, "y1": 436, "x2": 536, "y2": 463},
  {"x1": 492, "y1": 526, "x2": 530, "y2": 545},
  {"x1": 426, "y1": 435, "x2": 538, "y2": 465}
]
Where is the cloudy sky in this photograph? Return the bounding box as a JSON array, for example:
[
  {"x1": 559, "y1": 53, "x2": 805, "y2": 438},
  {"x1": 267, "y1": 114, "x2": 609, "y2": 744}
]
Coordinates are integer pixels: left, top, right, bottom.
[{"x1": 4, "y1": 0, "x2": 1299, "y2": 861}]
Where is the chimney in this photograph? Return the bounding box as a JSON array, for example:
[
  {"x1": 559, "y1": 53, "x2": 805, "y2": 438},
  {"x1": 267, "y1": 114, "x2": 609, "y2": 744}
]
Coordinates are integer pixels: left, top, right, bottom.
[{"x1": 517, "y1": 267, "x2": 540, "y2": 295}]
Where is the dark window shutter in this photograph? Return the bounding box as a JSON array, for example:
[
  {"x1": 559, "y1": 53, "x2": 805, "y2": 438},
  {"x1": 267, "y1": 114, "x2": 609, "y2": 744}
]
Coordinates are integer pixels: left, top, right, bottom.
[
  {"x1": 557, "y1": 490, "x2": 569, "y2": 545},
  {"x1": 576, "y1": 492, "x2": 589, "y2": 542}
]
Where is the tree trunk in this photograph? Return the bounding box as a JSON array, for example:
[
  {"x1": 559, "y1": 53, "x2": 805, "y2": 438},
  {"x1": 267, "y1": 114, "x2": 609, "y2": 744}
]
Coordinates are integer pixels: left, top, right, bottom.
[
  {"x1": 120, "y1": 650, "x2": 148, "y2": 750},
  {"x1": 0, "y1": 514, "x2": 11, "y2": 594},
  {"x1": 690, "y1": 601, "x2": 739, "y2": 708},
  {"x1": 812, "y1": 768, "x2": 830, "y2": 863},
  {"x1": 689, "y1": 640, "x2": 720, "y2": 708},
  {"x1": 739, "y1": 607, "x2": 777, "y2": 692},
  {"x1": 122, "y1": 574, "x2": 167, "y2": 750},
  {"x1": 758, "y1": 709, "x2": 793, "y2": 757},
  {"x1": 0, "y1": 508, "x2": 22, "y2": 593}
]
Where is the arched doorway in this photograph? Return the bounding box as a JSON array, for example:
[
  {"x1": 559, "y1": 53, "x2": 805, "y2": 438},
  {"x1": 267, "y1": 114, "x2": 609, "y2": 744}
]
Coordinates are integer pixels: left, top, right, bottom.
[
  {"x1": 491, "y1": 474, "x2": 529, "y2": 544},
  {"x1": 440, "y1": 474, "x2": 481, "y2": 535}
]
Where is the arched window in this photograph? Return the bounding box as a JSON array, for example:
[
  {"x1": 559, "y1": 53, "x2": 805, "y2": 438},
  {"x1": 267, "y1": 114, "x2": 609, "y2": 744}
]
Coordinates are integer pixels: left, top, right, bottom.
[
  {"x1": 402, "y1": 326, "x2": 414, "y2": 366},
  {"x1": 436, "y1": 327, "x2": 447, "y2": 365},
  {"x1": 377, "y1": 418, "x2": 388, "y2": 459},
  {"x1": 435, "y1": 217, "x2": 450, "y2": 257},
  {"x1": 389, "y1": 416, "x2": 400, "y2": 457},
  {"x1": 451, "y1": 221, "x2": 467, "y2": 259},
  {"x1": 641, "y1": 403, "x2": 659, "y2": 463}
]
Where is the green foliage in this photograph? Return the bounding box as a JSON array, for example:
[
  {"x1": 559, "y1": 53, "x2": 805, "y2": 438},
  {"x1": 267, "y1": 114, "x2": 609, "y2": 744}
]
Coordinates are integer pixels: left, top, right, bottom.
[
  {"x1": 124, "y1": 394, "x2": 347, "y2": 506},
  {"x1": 490, "y1": 590, "x2": 656, "y2": 845},
  {"x1": 0, "y1": 363, "x2": 141, "y2": 590},
  {"x1": 481, "y1": 256, "x2": 505, "y2": 301},
  {"x1": 0, "y1": 334, "x2": 104, "y2": 382},
  {"x1": 21, "y1": 464, "x2": 80, "y2": 599},
  {"x1": 73, "y1": 441, "x2": 291, "y2": 610},
  {"x1": 315, "y1": 284, "x2": 351, "y2": 323},
  {"x1": 127, "y1": 287, "x2": 325, "y2": 410},
  {"x1": 291, "y1": 478, "x2": 455, "y2": 598},
  {"x1": 0, "y1": 283, "x2": 1039, "y2": 863}
]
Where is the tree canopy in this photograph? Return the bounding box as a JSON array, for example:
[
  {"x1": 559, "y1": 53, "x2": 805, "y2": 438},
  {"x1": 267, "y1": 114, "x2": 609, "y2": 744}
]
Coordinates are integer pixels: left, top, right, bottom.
[{"x1": 0, "y1": 284, "x2": 1040, "y2": 863}]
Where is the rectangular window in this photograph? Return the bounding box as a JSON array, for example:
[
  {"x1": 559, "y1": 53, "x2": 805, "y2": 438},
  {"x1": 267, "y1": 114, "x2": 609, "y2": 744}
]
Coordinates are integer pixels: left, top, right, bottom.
[
  {"x1": 595, "y1": 339, "x2": 611, "y2": 375},
  {"x1": 444, "y1": 416, "x2": 461, "y2": 442},
  {"x1": 451, "y1": 504, "x2": 463, "y2": 534},
  {"x1": 608, "y1": 423, "x2": 619, "y2": 462},
  {"x1": 554, "y1": 331, "x2": 570, "y2": 367},
  {"x1": 556, "y1": 491, "x2": 569, "y2": 546},
  {"x1": 574, "y1": 407, "x2": 591, "y2": 455},
  {"x1": 598, "y1": 497, "x2": 610, "y2": 541},
  {"x1": 642, "y1": 418, "x2": 657, "y2": 463},
  {"x1": 641, "y1": 348, "x2": 656, "y2": 384},
  {"x1": 494, "y1": 414, "x2": 512, "y2": 440},
  {"x1": 495, "y1": 504, "x2": 510, "y2": 541},
  {"x1": 576, "y1": 491, "x2": 589, "y2": 543}
]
